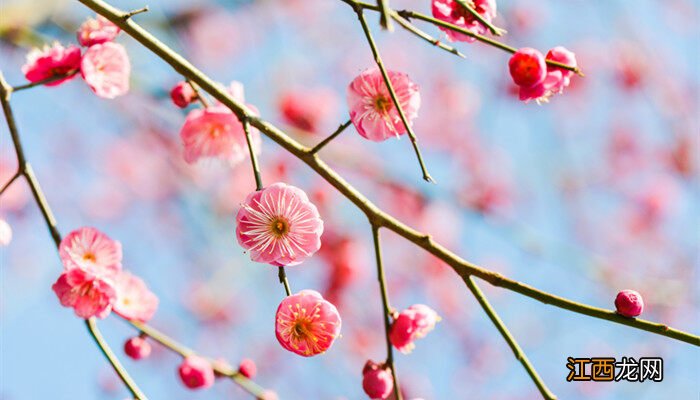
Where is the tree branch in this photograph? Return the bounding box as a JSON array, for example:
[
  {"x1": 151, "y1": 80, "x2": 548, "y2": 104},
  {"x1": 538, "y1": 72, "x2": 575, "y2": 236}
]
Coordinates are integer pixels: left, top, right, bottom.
[
  {"x1": 73, "y1": 0, "x2": 699, "y2": 348},
  {"x1": 371, "y1": 225, "x2": 402, "y2": 400},
  {"x1": 309, "y1": 119, "x2": 351, "y2": 154}
]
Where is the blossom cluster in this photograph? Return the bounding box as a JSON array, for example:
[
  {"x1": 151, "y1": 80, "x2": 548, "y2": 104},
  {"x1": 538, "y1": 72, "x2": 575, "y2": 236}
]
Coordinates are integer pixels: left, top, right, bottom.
[{"x1": 21, "y1": 15, "x2": 130, "y2": 98}]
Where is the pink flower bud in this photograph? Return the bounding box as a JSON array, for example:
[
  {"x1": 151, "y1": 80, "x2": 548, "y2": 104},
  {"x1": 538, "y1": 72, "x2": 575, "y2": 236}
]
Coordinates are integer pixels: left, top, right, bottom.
[
  {"x1": 389, "y1": 304, "x2": 440, "y2": 354},
  {"x1": 362, "y1": 360, "x2": 394, "y2": 400},
  {"x1": 170, "y1": 81, "x2": 197, "y2": 108},
  {"x1": 178, "y1": 355, "x2": 215, "y2": 390},
  {"x1": 238, "y1": 358, "x2": 257, "y2": 379},
  {"x1": 615, "y1": 290, "x2": 644, "y2": 317},
  {"x1": 124, "y1": 336, "x2": 151, "y2": 360},
  {"x1": 508, "y1": 48, "x2": 547, "y2": 88}
]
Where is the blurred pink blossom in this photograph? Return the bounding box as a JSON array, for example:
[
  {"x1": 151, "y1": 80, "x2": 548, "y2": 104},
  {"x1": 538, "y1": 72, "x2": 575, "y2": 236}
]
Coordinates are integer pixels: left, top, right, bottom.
[
  {"x1": 81, "y1": 42, "x2": 130, "y2": 98},
  {"x1": 389, "y1": 304, "x2": 441, "y2": 354},
  {"x1": 59, "y1": 227, "x2": 122, "y2": 274},
  {"x1": 178, "y1": 355, "x2": 215, "y2": 389},
  {"x1": 112, "y1": 271, "x2": 158, "y2": 322},
  {"x1": 432, "y1": 0, "x2": 497, "y2": 42},
  {"x1": 77, "y1": 15, "x2": 120, "y2": 47}
]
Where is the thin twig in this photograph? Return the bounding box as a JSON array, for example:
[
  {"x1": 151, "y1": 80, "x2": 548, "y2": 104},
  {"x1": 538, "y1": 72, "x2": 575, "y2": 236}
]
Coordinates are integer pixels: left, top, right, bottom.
[
  {"x1": 75, "y1": 0, "x2": 698, "y2": 347},
  {"x1": 0, "y1": 70, "x2": 147, "y2": 399},
  {"x1": 11, "y1": 70, "x2": 79, "y2": 92},
  {"x1": 464, "y1": 276, "x2": 556, "y2": 399},
  {"x1": 377, "y1": 0, "x2": 393, "y2": 31},
  {"x1": 371, "y1": 225, "x2": 402, "y2": 400},
  {"x1": 242, "y1": 117, "x2": 263, "y2": 190},
  {"x1": 454, "y1": 0, "x2": 506, "y2": 36},
  {"x1": 0, "y1": 171, "x2": 20, "y2": 196},
  {"x1": 391, "y1": 11, "x2": 465, "y2": 59},
  {"x1": 309, "y1": 119, "x2": 352, "y2": 154},
  {"x1": 185, "y1": 78, "x2": 210, "y2": 108},
  {"x1": 353, "y1": 6, "x2": 435, "y2": 183},
  {"x1": 123, "y1": 6, "x2": 149, "y2": 19},
  {"x1": 278, "y1": 267, "x2": 292, "y2": 296},
  {"x1": 129, "y1": 321, "x2": 269, "y2": 399}
]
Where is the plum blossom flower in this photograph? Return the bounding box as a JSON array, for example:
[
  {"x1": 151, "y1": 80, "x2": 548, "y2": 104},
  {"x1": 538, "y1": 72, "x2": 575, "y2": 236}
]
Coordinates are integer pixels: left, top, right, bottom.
[
  {"x1": 362, "y1": 360, "x2": 394, "y2": 400},
  {"x1": 22, "y1": 43, "x2": 81, "y2": 86},
  {"x1": 347, "y1": 67, "x2": 421, "y2": 142},
  {"x1": 124, "y1": 336, "x2": 152, "y2": 360},
  {"x1": 77, "y1": 15, "x2": 120, "y2": 47},
  {"x1": 59, "y1": 227, "x2": 122, "y2": 274},
  {"x1": 112, "y1": 271, "x2": 158, "y2": 322},
  {"x1": 516, "y1": 46, "x2": 578, "y2": 103},
  {"x1": 170, "y1": 81, "x2": 197, "y2": 108},
  {"x1": 179, "y1": 105, "x2": 261, "y2": 165},
  {"x1": 508, "y1": 47, "x2": 547, "y2": 89},
  {"x1": 236, "y1": 183, "x2": 323, "y2": 266},
  {"x1": 237, "y1": 358, "x2": 257, "y2": 379},
  {"x1": 178, "y1": 355, "x2": 215, "y2": 389},
  {"x1": 52, "y1": 267, "x2": 117, "y2": 319},
  {"x1": 389, "y1": 304, "x2": 440, "y2": 353},
  {"x1": 431, "y1": 0, "x2": 497, "y2": 42},
  {"x1": 275, "y1": 290, "x2": 341, "y2": 357},
  {"x1": 80, "y1": 42, "x2": 131, "y2": 98}
]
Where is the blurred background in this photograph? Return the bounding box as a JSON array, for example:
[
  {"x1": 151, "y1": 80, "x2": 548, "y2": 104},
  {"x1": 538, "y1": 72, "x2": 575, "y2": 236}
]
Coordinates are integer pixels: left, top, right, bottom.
[{"x1": 0, "y1": 0, "x2": 698, "y2": 399}]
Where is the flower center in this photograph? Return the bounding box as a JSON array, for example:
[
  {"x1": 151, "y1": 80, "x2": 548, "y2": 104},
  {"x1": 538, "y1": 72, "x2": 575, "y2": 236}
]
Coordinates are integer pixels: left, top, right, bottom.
[
  {"x1": 270, "y1": 218, "x2": 289, "y2": 237},
  {"x1": 373, "y1": 95, "x2": 391, "y2": 114},
  {"x1": 83, "y1": 252, "x2": 97, "y2": 262}
]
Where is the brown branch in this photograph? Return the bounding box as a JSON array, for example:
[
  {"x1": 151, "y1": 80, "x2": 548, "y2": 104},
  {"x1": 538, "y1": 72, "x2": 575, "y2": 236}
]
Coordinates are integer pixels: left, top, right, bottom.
[{"x1": 73, "y1": 0, "x2": 699, "y2": 349}]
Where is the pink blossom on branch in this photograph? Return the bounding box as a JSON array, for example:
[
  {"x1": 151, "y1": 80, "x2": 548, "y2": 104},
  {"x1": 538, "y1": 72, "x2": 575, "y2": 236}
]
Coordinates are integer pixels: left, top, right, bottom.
[
  {"x1": 170, "y1": 81, "x2": 197, "y2": 108},
  {"x1": 77, "y1": 15, "x2": 120, "y2": 47},
  {"x1": 615, "y1": 290, "x2": 644, "y2": 318},
  {"x1": 178, "y1": 355, "x2": 215, "y2": 390},
  {"x1": 59, "y1": 226, "x2": 122, "y2": 275},
  {"x1": 275, "y1": 290, "x2": 341, "y2": 357},
  {"x1": 236, "y1": 183, "x2": 323, "y2": 266},
  {"x1": 52, "y1": 267, "x2": 117, "y2": 319},
  {"x1": 432, "y1": 0, "x2": 498, "y2": 42},
  {"x1": 112, "y1": 271, "x2": 159, "y2": 322},
  {"x1": 511, "y1": 46, "x2": 578, "y2": 103},
  {"x1": 179, "y1": 105, "x2": 261, "y2": 165},
  {"x1": 80, "y1": 42, "x2": 131, "y2": 98},
  {"x1": 389, "y1": 304, "x2": 441, "y2": 354},
  {"x1": 124, "y1": 336, "x2": 152, "y2": 360},
  {"x1": 347, "y1": 67, "x2": 421, "y2": 142},
  {"x1": 22, "y1": 43, "x2": 82, "y2": 87},
  {"x1": 362, "y1": 360, "x2": 394, "y2": 400}
]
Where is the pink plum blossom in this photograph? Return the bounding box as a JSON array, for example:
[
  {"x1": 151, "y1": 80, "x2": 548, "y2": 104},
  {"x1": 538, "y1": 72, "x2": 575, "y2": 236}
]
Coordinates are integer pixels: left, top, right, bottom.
[
  {"x1": 112, "y1": 271, "x2": 158, "y2": 322},
  {"x1": 508, "y1": 48, "x2": 547, "y2": 88},
  {"x1": 59, "y1": 227, "x2": 122, "y2": 274},
  {"x1": 179, "y1": 105, "x2": 261, "y2": 165},
  {"x1": 615, "y1": 290, "x2": 644, "y2": 317},
  {"x1": 170, "y1": 81, "x2": 197, "y2": 108},
  {"x1": 431, "y1": 0, "x2": 497, "y2": 42},
  {"x1": 347, "y1": 67, "x2": 421, "y2": 142},
  {"x1": 389, "y1": 304, "x2": 441, "y2": 353},
  {"x1": 362, "y1": 360, "x2": 394, "y2": 400},
  {"x1": 80, "y1": 42, "x2": 131, "y2": 98},
  {"x1": 236, "y1": 183, "x2": 323, "y2": 266},
  {"x1": 52, "y1": 267, "x2": 117, "y2": 319},
  {"x1": 178, "y1": 355, "x2": 215, "y2": 389},
  {"x1": 518, "y1": 46, "x2": 578, "y2": 103},
  {"x1": 21, "y1": 43, "x2": 81, "y2": 86},
  {"x1": 77, "y1": 15, "x2": 120, "y2": 47},
  {"x1": 275, "y1": 290, "x2": 341, "y2": 357},
  {"x1": 124, "y1": 336, "x2": 152, "y2": 360}
]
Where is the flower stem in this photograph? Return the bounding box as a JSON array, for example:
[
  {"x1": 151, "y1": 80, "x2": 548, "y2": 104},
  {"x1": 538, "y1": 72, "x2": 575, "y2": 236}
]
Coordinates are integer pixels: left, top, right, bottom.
[
  {"x1": 0, "y1": 70, "x2": 147, "y2": 400},
  {"x1": 454, "y1": 0, "x2": 506, "y2": 36},
  {"x1": 371, "y1": 225, "x2": 402, "y2": 400},
  {"x1": 463, "y1": 276, "x2": 556, "y2": 399},
  {"x1": 242, "y1": 117, "x2": 263, "y2": 191},
  {"x1": 309, "y1": 119, "x2": 351, "y2": 154},
  {"x1": 278, "y1": 267, "x2": 292, "y2": 296},
  {"x1": 129, "y1": 320, "x2": 270, "y2": 399},
  {"x1": 186, "y1": 79, "x2": 210, "y2": 108},
  {"x1": 0, "y1": 171, "x2": 20, "y2": 196},
  {"x1": 353, "y1": 6, "x2": 434, "y2": 183}
]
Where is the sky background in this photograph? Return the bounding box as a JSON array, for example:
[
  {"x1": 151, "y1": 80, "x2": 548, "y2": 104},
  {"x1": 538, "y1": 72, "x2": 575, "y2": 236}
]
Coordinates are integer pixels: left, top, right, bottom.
[{"x1": 1, "y1": 0, "x2": 698, "y2": 399}]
